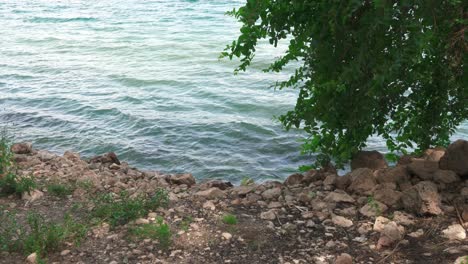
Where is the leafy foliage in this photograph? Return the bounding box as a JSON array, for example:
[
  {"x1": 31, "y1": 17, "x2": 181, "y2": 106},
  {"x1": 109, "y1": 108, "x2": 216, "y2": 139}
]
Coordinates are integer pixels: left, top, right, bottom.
[{"x1": 223, "y1": 0, "x2": 467, "y2": 166}]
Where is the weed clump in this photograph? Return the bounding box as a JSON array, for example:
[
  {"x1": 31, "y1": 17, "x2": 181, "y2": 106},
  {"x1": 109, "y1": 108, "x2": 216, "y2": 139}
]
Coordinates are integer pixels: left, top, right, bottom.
[
  {"x1": 130, "y1": 217, "x2": 171, "y2": 248},
  {"x1": 47, "y1": 184, "x2": 73, "y2": 197},
  {"x1": 222, "y1": 214, "x2": 238, "y2": 225},
  {"x1": 91, "y1": 189, "x2": 169, "y2": 227}
]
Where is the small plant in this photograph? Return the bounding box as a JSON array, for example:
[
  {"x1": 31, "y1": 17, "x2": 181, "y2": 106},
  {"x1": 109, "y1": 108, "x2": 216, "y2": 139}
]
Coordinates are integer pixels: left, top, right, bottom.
[
  {"x1": 222, "y1": 214, "x2": 238, "y2": 225},
  {"x1": 367, "y1": 196, "x2": 382, "y2": 216},
  {"x1": 460, "y1": 256, "x2": 468, "y2": 264},
  {"x1": 91, "y1": 189, "x2": 169, "y2": 227},
  {"x1": 47, "y1": 184, "x2": 73, "y2": 197},
  {"x1": 0, "y1": 207, "x2": 22, "y2": 252},
  {"x1": 308, "y1": 191, "x2": 317, "y2": 199},
  {"x1": 0, "y1": 134, "x2": 36, "y2": 196},
  {"x1": 130, "y1": 217, "x2": 171, "y2": 248},
  {"x1": 180, "y1": 216, "x2": 193, "y2": 232},
  {"x1": 240, "y1": 177, "x2": 254, "y2": 186}
]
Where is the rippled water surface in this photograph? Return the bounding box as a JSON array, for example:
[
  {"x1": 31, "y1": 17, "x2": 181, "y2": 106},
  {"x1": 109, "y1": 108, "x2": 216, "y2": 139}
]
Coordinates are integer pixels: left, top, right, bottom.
[{"x1": 1, "y1": 0, "x2": 466, "y2": 182}]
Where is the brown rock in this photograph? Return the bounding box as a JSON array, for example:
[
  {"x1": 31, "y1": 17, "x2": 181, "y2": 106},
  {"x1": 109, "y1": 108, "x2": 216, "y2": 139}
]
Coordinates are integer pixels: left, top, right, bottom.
[
  {"x1": 401, "y1": 181, "x2": 443, "y2": 215},
  {"x1": 336, "y1": 173, "x2": 351, "y2": 190},
  {"x1": 351, "y1": 150, "x2": 388, "y2": 170},
  {"x1": 423, "y1": 147, "x2": 446, "y2": 162},
  {"x1": 168, "y1": 173, "x2": 196, "y2": 187},
  {"x1": 347, "y1": 168, "x2": 377, "y2": 195},
  {"x1": 324, "y1": 190, "x2": 355, "y2": 203},
  {"x1": 284, "y1": 173, "x2": 304, "y2": 186},
  {"x1": 439, "y1": 140, "x2": 468, "y2": 177},
  {"x1": 359, "y1": 201, "x2": 388, "y2": 217},
  {"x1": 375, "y1": 166, "x2": 410, "y2": 185},
  {"x1": 433, "y1": 170, "x2": 460, "y2": 184},
  {"x1": 407, "y1": 159, "x2": 439, "y2": 180},
  {"x1": 89, "y1": 152, "x2": 121, "y2": 165},
  {"x1": 200, "y1": 180, "x2": 233, "y2": 190},
  {"x1": 11, "y1": 142, "x2": 32, "y2": 154},
  {"x1": 194, "y1": 187, "x2": 226, "y2": 199},
  {"x1": 261, "y1": 187, "x2": 282, "y2": 200},
  {"x1": 335, "y1": 253, "x2": 353, "y2": 264},
  {"x1": 373, "y1": 185, "x2": 402, "y2": 208}
]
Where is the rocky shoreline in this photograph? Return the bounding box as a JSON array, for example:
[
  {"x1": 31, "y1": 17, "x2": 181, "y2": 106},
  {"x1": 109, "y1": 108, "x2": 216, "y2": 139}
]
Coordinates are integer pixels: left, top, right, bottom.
[{"x1": 2, "y1": 140, "x2": 468, "y2": 263}]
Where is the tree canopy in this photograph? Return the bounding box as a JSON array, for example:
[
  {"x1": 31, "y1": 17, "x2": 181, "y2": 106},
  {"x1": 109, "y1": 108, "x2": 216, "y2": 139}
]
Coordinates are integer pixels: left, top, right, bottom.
[{"x1": 222, "y1": 0, "x2": 467, "y2": 166}]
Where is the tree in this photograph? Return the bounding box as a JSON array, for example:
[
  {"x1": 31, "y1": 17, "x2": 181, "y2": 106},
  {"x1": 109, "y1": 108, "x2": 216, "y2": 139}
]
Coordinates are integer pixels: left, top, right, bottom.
[{"x1": 222, "y1": 0, "x2": 467, "y2": 167}]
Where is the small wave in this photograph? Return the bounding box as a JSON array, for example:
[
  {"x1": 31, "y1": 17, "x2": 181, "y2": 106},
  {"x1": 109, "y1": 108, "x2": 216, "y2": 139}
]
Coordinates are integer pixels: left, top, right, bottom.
[{"x1": 27, "y1": 17, "x2": 98, "y2": 23}]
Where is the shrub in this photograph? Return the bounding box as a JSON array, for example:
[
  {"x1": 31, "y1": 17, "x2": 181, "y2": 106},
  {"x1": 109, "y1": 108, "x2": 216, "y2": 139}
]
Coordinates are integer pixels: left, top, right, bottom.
[
  {"x1": 240, "y1": 177, "x2": 254, "y2": 186},
  {"x1": 222, "y1": 214, "x2": 238, "y2": 225},
  {"x1": 130, "y1": 217, "x2": 171, "y2": 248}
]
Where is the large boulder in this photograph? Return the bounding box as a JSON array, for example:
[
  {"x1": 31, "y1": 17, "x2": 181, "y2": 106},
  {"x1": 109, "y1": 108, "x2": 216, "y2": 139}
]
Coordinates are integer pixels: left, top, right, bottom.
[
  {"x1": 401, "y1": 181, "x2": 443, "y2": 215},
  {"x1": 347, "y1": 168, "x2": 377, "y2": 195},
  {"x1": 439, "y1": 139, "x2": 468, "y2": 177},
  {"x1": 11, "y1": 142, "x2": 32, "y2": 154},
  {"x1": 373, "y1": 185, "x2": 402, "y2": 208},
  {"x1": 351, "y1": 150, "x2": 388, "y2": 171},
  {"x1": 423, "y1": 147, "x2": 446, "y2": 162}
]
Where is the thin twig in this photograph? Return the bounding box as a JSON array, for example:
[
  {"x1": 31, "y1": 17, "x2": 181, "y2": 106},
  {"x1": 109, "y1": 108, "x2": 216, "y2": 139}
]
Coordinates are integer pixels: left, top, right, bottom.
[{"x1": 377, "y1": 241, "x2": 402, "y2": 264}]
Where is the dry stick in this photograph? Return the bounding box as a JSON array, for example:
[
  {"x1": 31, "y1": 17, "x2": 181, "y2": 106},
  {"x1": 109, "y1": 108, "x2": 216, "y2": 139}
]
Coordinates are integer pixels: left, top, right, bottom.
[
  {"x1": 377, "y1": 241, "x2": 402, "y2": 264},
  {"x1": 454, "y1": 204, "x2": 465, "y2": 227}
]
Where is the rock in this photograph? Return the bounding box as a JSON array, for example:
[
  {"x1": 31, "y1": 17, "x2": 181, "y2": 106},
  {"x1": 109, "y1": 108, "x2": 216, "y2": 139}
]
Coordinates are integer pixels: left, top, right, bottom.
[
  {"x1": 194, "y1": 187, "x2": 226, "y2": 199},
  {"x1": 377, "y1": 221, "x2": 405, "y2": 249},
  {"x1": 260, "y1": 209, "x2": 277, "y2": 220},
  {"x1": 335, "y1": 174, "x2": 351, "y2": 190},
  {"x1": 11, "y1": 142, "x2": 32, "y2": 154},
  {"x1": 439, "y1": 139, "x2": 468, "y2": 177},
  {"x1": 401, "y1": 181, "x2": 443, "y2": 215},
  {"x1": 135, "y1": 218, "x2": 150, "y2": 225},
  {"x1": 324, "y1": 190, "x2": 355, "y2": 203},
  {"x1": 375, "y1": 166, "x2": 410, "y2": 185},
  {"x1": 351, "y1": 150, "x2": 388, "y2": 170},
  {"x1": 168, "y1": 173, "x2": 196, "y2": 187},
  {"x1": 392, "y1": 211, "x2": 415, "y2": 226},
  {"x1": 408, "y1": 229, "x2": 424, "y2": 238},
  {"x1": 60, "y1": 249, "x2": 71, "y2": 256},
  {"x1": 222, "y1": 232, "x2": 232, "y2": 240},
  {"x1": 334, "y1": 253, "x2": 353, "y2": 264},
  {"x1": 407, "y1": 159, "x2": 439, "y2": 180},
  {"x1": 332, "y1": 215, "x2": 353, "y2": 228},
  {"x1": 441, "y1": 224, "x2": 466, "y2": 241},
  {"x1": 89, "y1": 152, "x2": 121, "y2": 165},
  {"x1": 373, "y1": 216, "x2": 391, "y2": 232},
  {"x1": 21, "y1": 189, "x2": 44, "y2": 203},
  {"x1": 284, "y1": 173, "x2": 304, "y2": 186},
  {"x1": 232, "y1": 185, "x2": 256, "y2": 196},
  {"x1": 347, "y1": 168, "x2": 377, "y2": 195},
  {"x1": 433, "y1": 170, "x2": 461, "y2": 184},
  {"x1": 423, "y1": 148, "x2": 446, "y2": 162},
  {"x1": 36, "y1": 150, "x2": 57, "y2": 161},
  {"x1": 454, "y1": 256, "x2": 468, "y2": 264},
  {"x1": 201, "y1": 180, "x2": 233, "y2": 190},
  {"x1": 323, "y1": 173, "x2": 338, "y2": 187},
  {"x1": 359, "y1": 201, "x2": 388, "y2": 217},
  {"x1": 261, "y1": 187, "x2": 282, "y2": 200},
  {"x1": 202, "y1": 200, "x2": 216, "y2": 211},
  {"x1": 26, "y1": 252, "x2": 38, "y2": 264},
  {"x1": 373, "y1": 186, "x2": 402, "y2": 207},
  {"x1": 63, "y1": 151, "x2": 80, "y2": 161}
]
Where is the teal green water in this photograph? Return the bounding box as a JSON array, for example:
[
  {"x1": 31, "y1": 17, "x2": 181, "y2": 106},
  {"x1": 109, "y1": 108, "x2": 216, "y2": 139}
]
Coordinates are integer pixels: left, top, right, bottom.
[{"x1": 1, "y1": 1, "x2": 466, "y2": 182}]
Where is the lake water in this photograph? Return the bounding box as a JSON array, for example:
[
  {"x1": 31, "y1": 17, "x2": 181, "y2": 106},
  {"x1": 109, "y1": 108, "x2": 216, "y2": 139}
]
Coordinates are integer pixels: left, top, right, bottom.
[{"x1": 1, "y1": 0, "x2": 466, "y2": 182}]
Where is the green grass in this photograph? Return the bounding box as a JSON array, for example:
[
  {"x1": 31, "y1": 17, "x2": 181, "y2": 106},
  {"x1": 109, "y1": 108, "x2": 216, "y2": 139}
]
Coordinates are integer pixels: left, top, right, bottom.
[
  {"x1": 222, "y1": 214, "x2": 238, "y2": 225},
  {"x1": 47, "y1": 184, "x2": 73, "y2": 197},
  {"x1": 367, "y1": 196, "x2": 382, "y2": 216},
  {"x1": 91, "y1": 189, "x2": 169, "y2": 227},
  {"x1": 130, "y1": 217, "x2": 171, "y2": 248},
  {"x1": 0, "y1": 208, "x2": 87, "y2": 258}
]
